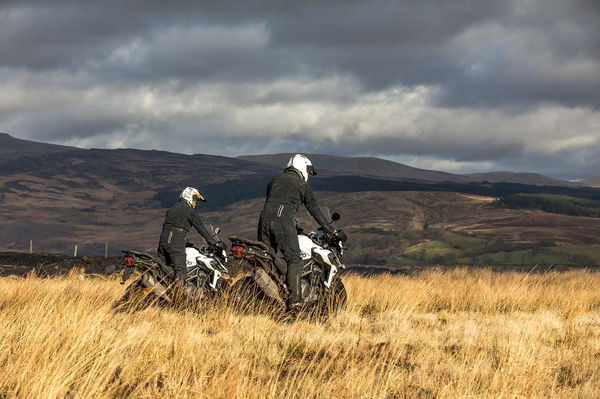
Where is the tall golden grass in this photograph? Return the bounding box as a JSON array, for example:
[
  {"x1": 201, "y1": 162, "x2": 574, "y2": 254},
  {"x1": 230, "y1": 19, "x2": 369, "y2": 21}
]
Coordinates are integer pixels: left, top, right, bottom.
[{"x1": 0, "y1": 268, "x2": 599, "y2": 398}]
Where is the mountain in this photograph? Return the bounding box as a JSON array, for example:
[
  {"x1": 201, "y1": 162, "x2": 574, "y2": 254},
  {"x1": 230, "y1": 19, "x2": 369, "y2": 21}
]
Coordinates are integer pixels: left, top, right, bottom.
[
  {"x1": 238, "y1": 153, "x2": 473, "y2": 183},
  {"x1": 240, "y1": 153, "x2": 578, "y2": 187},
  {"x1": 0, "y1": 147, "x2": 273, "y2": 188},
  {"x1": 0, "y1": 135, "x2": 277, "y2": 255},
  {"x1": 0, "y1": 132, "x2": 78, "y2": 156},
  {"x1": 579, "y1": 177, "x2": 600, "y2": 188},
  {"x1": 2, "y1": 133, "x2": 600, "y2": 262}
]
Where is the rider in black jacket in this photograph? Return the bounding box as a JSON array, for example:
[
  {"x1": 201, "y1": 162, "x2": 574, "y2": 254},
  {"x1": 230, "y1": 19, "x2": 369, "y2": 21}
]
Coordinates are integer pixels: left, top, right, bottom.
[
  {"x1": 258, "y1": 154, "x2": 344, "y2": 309},
  {"x1": 158, "y1": 187, "x2": 223, "y2": 284}
]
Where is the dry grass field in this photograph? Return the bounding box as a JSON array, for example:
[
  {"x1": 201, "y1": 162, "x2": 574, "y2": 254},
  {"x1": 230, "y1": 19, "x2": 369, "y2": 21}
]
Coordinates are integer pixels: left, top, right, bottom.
[{"x1": 1, "y1": 269, "x2": 599, "y2": 399}]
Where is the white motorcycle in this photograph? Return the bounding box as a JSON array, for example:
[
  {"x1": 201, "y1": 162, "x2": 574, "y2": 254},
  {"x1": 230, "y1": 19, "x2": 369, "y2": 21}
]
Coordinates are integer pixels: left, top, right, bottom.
[
  {"x1": 228, "y1": 213, "x2": 348, "y2": 318},
  {"x1": 115, "y1": 228, "x2": 229, "y2": 310}
]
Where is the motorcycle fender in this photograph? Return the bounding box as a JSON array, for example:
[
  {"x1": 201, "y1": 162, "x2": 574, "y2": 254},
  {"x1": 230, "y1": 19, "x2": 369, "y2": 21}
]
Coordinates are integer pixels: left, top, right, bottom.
[{"x1": 253, "y1": 268, "x2": 285, "y2": 306}]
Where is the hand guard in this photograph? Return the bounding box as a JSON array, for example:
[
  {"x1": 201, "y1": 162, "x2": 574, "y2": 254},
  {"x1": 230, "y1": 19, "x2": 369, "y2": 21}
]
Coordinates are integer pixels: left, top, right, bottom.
[
  {"x1": 213, "y1": 240, "x2": 227, "y2": 251},
  {"x1": 333, "y1": 230, "x2": 348, "y2": 243}
]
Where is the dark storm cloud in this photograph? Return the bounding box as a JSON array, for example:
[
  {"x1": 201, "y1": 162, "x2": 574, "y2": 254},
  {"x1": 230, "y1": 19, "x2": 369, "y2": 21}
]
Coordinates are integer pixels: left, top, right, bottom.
[
  {"x1": 1, "y1": 0, "x2": 600, "y2": 179},
  {"x1": 2, "y1": 0, "x2": 598, "y2": 105},
  {"x1": 267, "y1": 0, "x2": 600, "y2": 108}
]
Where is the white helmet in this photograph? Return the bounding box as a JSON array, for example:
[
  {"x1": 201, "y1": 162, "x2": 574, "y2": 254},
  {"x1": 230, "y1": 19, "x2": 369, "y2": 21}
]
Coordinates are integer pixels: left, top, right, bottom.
[
  {"x1": 180, "y1": 187, "x2": 206, "y2": 208},
  {"x1": 286, "y1": 154, "x2": 316, "y2": 182}
]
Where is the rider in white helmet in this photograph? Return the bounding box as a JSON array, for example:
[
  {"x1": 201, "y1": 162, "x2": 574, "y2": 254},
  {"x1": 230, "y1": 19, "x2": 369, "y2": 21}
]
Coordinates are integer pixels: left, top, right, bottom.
[
  {"x1": 286, "y1": 154, "x2": 316, "y2": 182},
  {"x1": 157, "y1": 187, "x2": 225, "y2": 285},
  {"x1": 257, "y1": 154, "x2": 346, "y2": 310}
]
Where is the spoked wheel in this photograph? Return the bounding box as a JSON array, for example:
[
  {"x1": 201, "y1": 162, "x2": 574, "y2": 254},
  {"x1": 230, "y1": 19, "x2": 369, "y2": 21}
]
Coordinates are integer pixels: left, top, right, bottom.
[
  {"x1": 213, "y1": 278, "x2": 229, "y2": 299},
  {"x1": 312, "y1": 278, "x2": 347, "y2": 320},
  {"x1": 184, "y1": 278, "x2": 231, "y2": 312}
]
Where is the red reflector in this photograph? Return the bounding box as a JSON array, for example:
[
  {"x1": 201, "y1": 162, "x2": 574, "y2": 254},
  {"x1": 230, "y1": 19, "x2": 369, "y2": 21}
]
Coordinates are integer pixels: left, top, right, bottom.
[
  {"x1": 123, "y1": 256, "x2": 133, "y2": 267},
  {"x1": 232, "y1": 246, "x2": 244, "y2": 259}
]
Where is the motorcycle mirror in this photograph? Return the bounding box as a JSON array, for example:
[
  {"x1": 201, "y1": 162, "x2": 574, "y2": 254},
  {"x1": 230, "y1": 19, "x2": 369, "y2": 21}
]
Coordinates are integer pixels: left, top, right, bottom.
[
  {"x1": 331, "y1": 212, "x2": 341, "y2": 222},
  {"x1": 214, "y1": 227, "x2": 221, "y2": 235}
]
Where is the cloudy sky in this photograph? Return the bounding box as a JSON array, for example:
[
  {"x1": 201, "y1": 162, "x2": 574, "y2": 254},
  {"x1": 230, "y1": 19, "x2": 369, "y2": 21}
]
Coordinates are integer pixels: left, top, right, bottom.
[{"x1": 1, "y1": 0, "x2": 599, "y2": 179}]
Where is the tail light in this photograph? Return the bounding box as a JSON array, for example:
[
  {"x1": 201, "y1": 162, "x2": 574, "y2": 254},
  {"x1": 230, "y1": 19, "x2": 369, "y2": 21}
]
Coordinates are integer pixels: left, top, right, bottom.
[
  {"x1": 123, "y1": 256, "x2": 133, "y2": 267},
  {"x1": 232, "y1": 245, "x2": 244, "y2": 259}
]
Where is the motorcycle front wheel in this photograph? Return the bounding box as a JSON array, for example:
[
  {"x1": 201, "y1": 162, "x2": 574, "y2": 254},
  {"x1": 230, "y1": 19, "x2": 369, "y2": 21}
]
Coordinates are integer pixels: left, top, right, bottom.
[{"x1": 315, "y1": 277, "x2": 347, "y2": 319}]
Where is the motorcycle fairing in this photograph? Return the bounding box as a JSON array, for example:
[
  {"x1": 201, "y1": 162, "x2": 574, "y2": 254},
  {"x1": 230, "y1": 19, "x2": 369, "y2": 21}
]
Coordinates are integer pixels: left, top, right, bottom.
[
  {"x1": 185, "y1": 246, "x2": 227, "y2": 290},
  {"x1": 298, "y1": 235, "x2": 315, "y2": 260}
]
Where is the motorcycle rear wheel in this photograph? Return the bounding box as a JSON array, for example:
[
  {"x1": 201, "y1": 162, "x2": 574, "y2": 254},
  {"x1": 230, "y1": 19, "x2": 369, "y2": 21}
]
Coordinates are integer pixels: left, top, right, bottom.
[
  {"x1": 228, "y1": 276, "x2": 283, "y2": 314},
  {"x1": 112, "y1": 280, "x2": 164, "y2": 312}
]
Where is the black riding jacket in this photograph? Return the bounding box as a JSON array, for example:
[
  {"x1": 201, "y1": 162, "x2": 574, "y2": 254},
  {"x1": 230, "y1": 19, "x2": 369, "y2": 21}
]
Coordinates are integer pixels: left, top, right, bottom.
[
  {"x1": 159, "y1": 200, "x2": 216, "y2": 247},
  {"x1": 260, "y1": 168, "x2": 334, "y2": 232}
]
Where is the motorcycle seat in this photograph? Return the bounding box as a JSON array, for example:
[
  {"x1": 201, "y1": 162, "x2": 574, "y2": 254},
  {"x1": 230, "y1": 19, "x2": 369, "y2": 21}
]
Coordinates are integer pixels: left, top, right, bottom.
[
  {"x1": 123, "y1": 249, "x2": 173, "y2": 277},
  {"x1": 228, "y1": 236, "x2": 287, "y2": 275}
]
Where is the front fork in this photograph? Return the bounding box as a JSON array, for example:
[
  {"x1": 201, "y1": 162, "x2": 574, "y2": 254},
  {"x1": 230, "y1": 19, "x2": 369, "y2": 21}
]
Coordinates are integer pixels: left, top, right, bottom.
[
  {"x1": 209, "y1": 270, "x2": 222, "y2": 289},
  {"x1": 324, "y1": 264, "x2": 338, "y2": 288}
]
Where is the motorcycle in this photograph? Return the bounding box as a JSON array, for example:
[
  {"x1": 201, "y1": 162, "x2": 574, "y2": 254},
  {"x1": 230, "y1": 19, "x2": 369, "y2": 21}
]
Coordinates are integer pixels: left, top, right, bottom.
[
  {"x1": 228, "y1": 213, "x2": 348, "y2": 319},
  {"x1": 114, "y1": 228, "x2": 229, "y2": 311}
]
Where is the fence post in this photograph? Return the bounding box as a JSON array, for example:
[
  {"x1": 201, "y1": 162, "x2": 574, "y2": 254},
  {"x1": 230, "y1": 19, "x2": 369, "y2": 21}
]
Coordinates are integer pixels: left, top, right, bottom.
[
  {"x1": 73, "y1": 244, "x2": 78, "y2": 257},
  {"x1": 104, "y1": 242, "x2": 108, "y2": 258},
  {"x1": 29, "y1": 239, "x2": 32, "y2": 254}
]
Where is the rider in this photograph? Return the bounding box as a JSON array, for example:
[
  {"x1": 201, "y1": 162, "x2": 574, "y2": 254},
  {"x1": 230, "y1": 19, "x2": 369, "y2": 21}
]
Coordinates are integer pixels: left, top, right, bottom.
[
  {"x1": 257, "y1": 154, "x2": 346, "y2": 310},
  {"x1": 157, "y1": 187, "x2": 225, "y2": 285}
]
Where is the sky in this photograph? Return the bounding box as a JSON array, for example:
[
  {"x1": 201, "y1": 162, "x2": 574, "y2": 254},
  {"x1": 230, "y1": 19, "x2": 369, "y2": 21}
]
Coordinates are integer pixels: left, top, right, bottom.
[{"x1": 1, "y1": 0, "x2": 599, "y2": 180}]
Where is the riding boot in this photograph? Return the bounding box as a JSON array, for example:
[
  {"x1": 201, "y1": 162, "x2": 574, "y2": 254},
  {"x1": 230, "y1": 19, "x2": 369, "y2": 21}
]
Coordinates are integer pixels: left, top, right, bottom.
[
  {"x1": 171, "y1": 251, "x2": 187, "y2": 283},
  {"x1": 286, "y1": 260, "x2": 304, "y2": 307}
]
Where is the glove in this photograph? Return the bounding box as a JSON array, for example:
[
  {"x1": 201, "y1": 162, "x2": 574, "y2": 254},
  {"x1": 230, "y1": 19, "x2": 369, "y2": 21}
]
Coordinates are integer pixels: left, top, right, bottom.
[{"x1": 333, "y1": 230, "x2": 348, "y2": 242}]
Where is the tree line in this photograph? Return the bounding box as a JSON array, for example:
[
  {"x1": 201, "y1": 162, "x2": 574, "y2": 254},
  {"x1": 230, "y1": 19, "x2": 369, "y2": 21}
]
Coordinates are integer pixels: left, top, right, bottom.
[
  {"x1": 153, "y1": 176, "x2": 600, "y2": 210},
  {"x1": 498, "y1": 193, "x2": 600, "y2": 217}
]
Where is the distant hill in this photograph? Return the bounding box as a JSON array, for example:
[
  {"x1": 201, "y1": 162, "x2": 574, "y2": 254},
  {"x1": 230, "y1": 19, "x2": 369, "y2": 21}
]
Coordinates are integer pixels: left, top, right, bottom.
[
  {"x1": 0, "y1": 143, "x2": 276, "y2": 255},
  {"x1": 240, "y1": 153, "x2": 577, "y2": 187},
  {"x1": 0, "y1": 132, "x2": 78, "y2": 156},
  {"x1": 579, "y1": 177, "x2": 600, "y2": 188},
  {"x1": 2, "y1": 133, "x2": 600, "y2": 262},
  {"x1": 464, "y1": 172, "x2": 579, "y2": 187},
  {"x1": 239, "y1": 153, "x2": 473, "y2": 183},
  {"x1": 0, "y1": 147, "x2": 273, "y2": 188}
]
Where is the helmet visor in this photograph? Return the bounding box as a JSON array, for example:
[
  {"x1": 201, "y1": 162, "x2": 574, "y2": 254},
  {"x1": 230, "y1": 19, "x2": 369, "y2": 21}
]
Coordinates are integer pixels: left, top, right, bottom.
[
  {"x1": 190, "y1": 193, "x2": 206, "y2": 208},
  {"x1": 307, "y1": 165, "x2": 317, "y2": 176}
]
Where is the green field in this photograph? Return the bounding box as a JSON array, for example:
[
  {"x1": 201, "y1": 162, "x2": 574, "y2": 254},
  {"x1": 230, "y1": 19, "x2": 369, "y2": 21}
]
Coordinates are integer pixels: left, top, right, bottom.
[
  {"x1": 392, "y1": 231, "x2": 600, "y2": 265},
  {"x1": 457, "y1": 250, "x2": 567, "y2": 265}
]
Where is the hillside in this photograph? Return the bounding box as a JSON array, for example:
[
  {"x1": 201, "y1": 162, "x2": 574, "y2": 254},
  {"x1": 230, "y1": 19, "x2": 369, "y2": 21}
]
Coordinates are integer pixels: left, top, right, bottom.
[
  {"x1": 4, "y1": 181, "x2": 600, "y2": 264},
  {"x1": 580, "y1": 176, "x2": 600, "y2": 188},
  {"x1": 199, "y1": 191, "x2": 600, "y2": 265},
  {"x1": 2, "y1": 133, "x2": 600, "y2": 264},
  {"x1": 240, "y1": 153, "x2": 579, "y2": 187},
  {"x1": 0, "y1": 132, "x2": 78, "y2": 156},
  {"x1": 0, "y1": 147, "x2": 275, "y2": 255},
  {"x1": 238, "y1": 153, "x2": 472, "y2": 183},
  {"x1": 464, "y1": 171, "x2": 580, "y2": 187}
]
